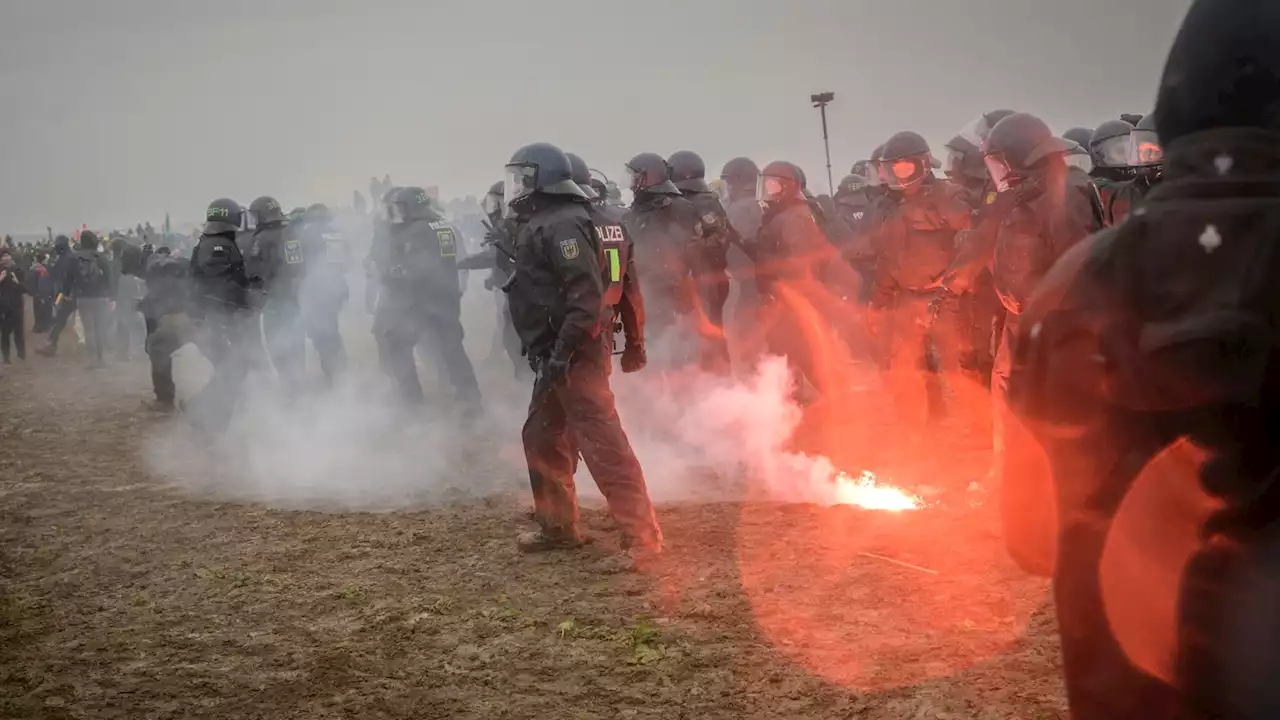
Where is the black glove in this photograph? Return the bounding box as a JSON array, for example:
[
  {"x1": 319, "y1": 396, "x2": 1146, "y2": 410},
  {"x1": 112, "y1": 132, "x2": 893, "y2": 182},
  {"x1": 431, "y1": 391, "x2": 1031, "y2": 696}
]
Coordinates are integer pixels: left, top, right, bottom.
[
  {"x1": 534, "y1": 354, "x2": 570, "y2": 395},
  {"x1": 620, "y1": 342, "x2": 647, "y2": 374}
]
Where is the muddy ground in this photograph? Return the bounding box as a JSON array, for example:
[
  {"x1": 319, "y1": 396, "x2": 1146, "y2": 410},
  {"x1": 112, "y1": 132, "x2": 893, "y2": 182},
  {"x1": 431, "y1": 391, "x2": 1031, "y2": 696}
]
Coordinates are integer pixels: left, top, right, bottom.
[{"x1": 0, "y1": 338, "x2": 1066, "y2": 719}]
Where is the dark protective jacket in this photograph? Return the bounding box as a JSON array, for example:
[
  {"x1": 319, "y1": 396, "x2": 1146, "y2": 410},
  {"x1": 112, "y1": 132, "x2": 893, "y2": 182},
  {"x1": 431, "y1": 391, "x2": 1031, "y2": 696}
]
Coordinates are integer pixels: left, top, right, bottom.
[
  {"x1": 244, "y1": 222, "x2": 306, "y2": 301},
  {"x1": 65, "y1": 249, "x2": 115, "y2": 300},
  {"x1": 190, "y1": 231, "x2": 250, "y2": 311},
  {"x1": 831, "y1": 187, "x2": 878, "y2": 266},
  {"x1": 756, "y1": 196, "x2": 855, "y2": 296},
  {"x1": 507, "y1": 199, "x2": 604, "y2": 360},
  {"x1": 50, "y1": 237, "x2": 75, "y2": 296},
  {"x1": 944, "y1": 167, "x2": 1102, "y2": 304},
  {"x1": 990, "y1": 164, "x2": 1102, "y2": 315},
  {"x1": 0, "y1": 265, "x2": 27, "y2": 310},
  {"x1": 299, "y1": 219, "x2": 351, "y2": 308},
  {"x1": 588, "y1": 201, "x2": 644, "y2": 345},
  {"x1": 1007, "y1": 126, "x2": 1280, "y2": 720},
  {"x1": 682, "y1": 189, "x2": 734, "y2": 277},
  {"x1": 139, "y1": 253, "x2": 189, "y2": 319},
  {"x1": 868, "y1": 176, "x2": 971, "y2": 304},
  {"x1": 624, "y1": 192, "x2": 699, "y2": 309},
  {"x1": 382, "y1": 213, "x2": 462, "y2": 313}
]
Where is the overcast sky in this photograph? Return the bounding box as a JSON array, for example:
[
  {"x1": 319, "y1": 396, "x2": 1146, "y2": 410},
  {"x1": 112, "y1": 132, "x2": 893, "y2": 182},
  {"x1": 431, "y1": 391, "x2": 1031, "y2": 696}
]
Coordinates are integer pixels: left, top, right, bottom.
[{"x1": 0, "y1": 0, "x2": 1192, "y2": 234}]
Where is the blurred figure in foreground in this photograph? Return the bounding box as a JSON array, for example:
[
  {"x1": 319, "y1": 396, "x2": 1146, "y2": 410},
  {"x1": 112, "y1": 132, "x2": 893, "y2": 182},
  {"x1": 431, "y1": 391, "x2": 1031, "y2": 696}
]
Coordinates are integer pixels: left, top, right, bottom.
[{"x1": 1007, "y1": 1, "x2": 1280, "y2": 716}]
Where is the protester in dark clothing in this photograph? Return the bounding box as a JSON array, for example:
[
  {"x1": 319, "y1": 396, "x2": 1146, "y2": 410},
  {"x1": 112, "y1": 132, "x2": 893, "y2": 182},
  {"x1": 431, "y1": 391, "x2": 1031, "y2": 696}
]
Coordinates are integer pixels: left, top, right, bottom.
[
  {"x1": 0, "y1": 249, "x2": 28, "y2": 362},
  {"x1": 63, "y1": 231, "x2": 115, "y2": 368},
  {"x1": 1006, "y1": 2, "x2": 1280, "y2": 717},
  {"x1": 28, "y1": 253, "x2": 54, "y2": 333},
  {"x1": 39, "y1": 235, "x2": 84, "y2": 356}
]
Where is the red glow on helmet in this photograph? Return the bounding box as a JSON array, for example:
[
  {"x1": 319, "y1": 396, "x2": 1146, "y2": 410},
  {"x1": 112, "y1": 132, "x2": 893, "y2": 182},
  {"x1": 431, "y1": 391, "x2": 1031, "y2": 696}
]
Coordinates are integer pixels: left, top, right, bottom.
[
  {"x1": 1136, "y1": 142, "x2": 1163, "y2": 164},
  {"x1": 891, "y1": 160, "x2": 918, "y2": 180}
]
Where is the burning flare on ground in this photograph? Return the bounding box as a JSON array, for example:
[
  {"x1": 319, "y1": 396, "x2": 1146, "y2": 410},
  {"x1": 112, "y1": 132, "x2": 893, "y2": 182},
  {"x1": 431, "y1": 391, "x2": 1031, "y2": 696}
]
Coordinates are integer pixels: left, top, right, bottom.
[{"x1": 832, "y1": 471, "x2": 923, "y2": 512}]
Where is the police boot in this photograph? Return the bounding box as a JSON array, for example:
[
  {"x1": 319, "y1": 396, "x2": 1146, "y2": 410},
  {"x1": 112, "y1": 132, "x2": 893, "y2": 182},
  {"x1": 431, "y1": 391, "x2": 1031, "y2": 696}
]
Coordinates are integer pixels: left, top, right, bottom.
[
  {"x1": 141, "y1": 398, "x2": 176, "y2": 414},
  {"x1": 516, "y1": 528, "x2": 588, "y2": 554}
]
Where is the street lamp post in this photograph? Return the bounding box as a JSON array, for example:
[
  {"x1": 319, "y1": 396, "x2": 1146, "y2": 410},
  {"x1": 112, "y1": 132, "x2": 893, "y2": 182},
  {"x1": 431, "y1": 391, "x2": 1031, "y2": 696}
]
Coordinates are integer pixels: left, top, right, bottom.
[{"x1": 810, "y1": 91, "x2": 836, "y2": 196}]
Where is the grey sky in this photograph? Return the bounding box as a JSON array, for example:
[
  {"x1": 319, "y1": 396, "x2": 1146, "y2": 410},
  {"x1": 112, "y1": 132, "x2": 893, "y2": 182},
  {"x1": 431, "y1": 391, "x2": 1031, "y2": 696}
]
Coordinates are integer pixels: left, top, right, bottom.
[{"x1": 1, "y1": 0, "x2": 1191, "y2": 234}]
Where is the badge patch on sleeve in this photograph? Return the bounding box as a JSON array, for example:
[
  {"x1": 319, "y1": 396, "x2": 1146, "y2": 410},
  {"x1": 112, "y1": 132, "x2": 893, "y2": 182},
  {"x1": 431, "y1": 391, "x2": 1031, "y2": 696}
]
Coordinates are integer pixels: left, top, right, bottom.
[
  {"x1": 434, "y1": 228, "x2": 457, "y2": 257},
  {"x1": 559, "y1": 238, "x2": 580, "y2": 260},
  {"x1": 283, "y1": 239, "x2": 305, "y2": 265}
]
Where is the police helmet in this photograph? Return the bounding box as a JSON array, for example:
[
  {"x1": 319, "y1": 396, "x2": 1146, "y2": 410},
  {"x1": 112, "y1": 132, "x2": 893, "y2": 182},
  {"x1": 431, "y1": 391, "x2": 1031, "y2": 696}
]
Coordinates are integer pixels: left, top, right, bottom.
[
  {"x1": 667, "y1": 150, "x2": 712, "y2": 193},
  {"x1": 504, "y1": 142, "x2": 588, "y2": 214},
  {"x1": 756, "y1": 160, "x2": 804, "y2": 204},
  {"x1": 203, "y1": 198, "x2": 243, "y2": 235},
  {"x1": 626, "y1": 152, "x2": 681, "y2": 195},
  {"x1": 719, "y1": 157, "x2": 760, "y2": 191},
  {"x1": 982, "y1": 113, "x2": 1072, "y2": 190},
  {"x1": 565, "y1": 152, "x2": 599, "y2": 200},
  {"x1": 836, "y1": 173, "x2": 868, "y2": 198},
  {"x1": 305, "y1": 203, "x2": 333, "y2": 224},
  {"x1": 1128, "y1": 114, "x2": 1163, "y2": 168},
  {"x1": 388, "y1": 187, "x2": 437, "y2": 224},
  {"x1": 483, "y1": 181, "x2": 505, "y2": 218},
  {"x1": 880, "y1": 131, "x2": 933, "y2": 190},
  {"x1": 1062, "y1": 127, "x2": 1095, "y2": 148},
  {"x1": 1090, "y1": 120, "x2": 1135, "y2": 168},
  {"x1": 248, "y1": 196, "x2": 286, "y2": 228}
]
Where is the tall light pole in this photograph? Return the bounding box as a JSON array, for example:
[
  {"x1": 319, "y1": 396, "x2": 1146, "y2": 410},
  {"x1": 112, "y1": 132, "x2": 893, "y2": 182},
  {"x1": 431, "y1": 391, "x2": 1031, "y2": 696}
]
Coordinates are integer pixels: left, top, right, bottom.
[{"x1": 810, "y1": 92, "x2": 836, "y2": 196}]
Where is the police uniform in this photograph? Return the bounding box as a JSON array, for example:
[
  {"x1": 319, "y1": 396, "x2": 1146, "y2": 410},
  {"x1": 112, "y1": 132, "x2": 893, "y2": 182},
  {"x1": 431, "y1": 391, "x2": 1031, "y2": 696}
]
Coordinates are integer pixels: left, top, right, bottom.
[
  {"x1": 184, "y1": 201, "x2": 255, "y2": 431},
  {"x1": 247, "y1": 220, "x2": 308, "y2": 393},
  {"x1": 510, "y1": 199, "x2": 660, "y2": 551},
  {"x1": 299, "y1": 215, "x2": 350, "y2": 384},
  {"x1": 374, "y1": 191, "x2": 481, "y2": 410},
  {"x1": 867, "y1": 175, "x2": 972, "y2": 421},
  {"x1": 680, "y1": 190, "x2": 733, "y2": 372},
  {"x1": 623, "y1": 193, "x2": 699, "y2": 356},
  {"x1": 587, "y1": 201, "x2": 645, "y2": 362}
]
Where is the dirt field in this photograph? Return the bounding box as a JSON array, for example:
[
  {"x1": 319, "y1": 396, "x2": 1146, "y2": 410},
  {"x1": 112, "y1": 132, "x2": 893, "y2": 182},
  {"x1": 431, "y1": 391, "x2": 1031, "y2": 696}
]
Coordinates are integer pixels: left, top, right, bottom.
[{"x1": 0, "y1": 343, "x2": 1067, "y2": 719}]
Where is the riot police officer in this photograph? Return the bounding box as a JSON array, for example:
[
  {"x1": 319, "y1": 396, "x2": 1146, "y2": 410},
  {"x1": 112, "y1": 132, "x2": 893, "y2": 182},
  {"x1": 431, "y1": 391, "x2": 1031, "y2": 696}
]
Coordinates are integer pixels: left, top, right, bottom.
[
  {"x1": 832, "y1": 166, "x2": 878, "y2": 304},
  {"x1": 244, "y1": 195, "x2": 307, "y2": 394},
  {"x1": 718, "y1": 156, "x2": 763, "y2": 329},
  {"x1": 570, "y1": 152, "x2": 645, "y2": 374},
  {"x1": 299, "y1": 203, "x2": 350, "y2": 385},
  {"x1": 374, "y1": 186, "x2": 482, "y2": 413},
  {"x1": 755, "y1": 160, "x2": 855, "y2": 402},
  {"x1": 868, "y1": 131, "x2": 972, "y2": 425},
  {"x1": 183, "y1": 198, "x2": 254, "y2": 431},
  {"x1": 1089, "y1": 119, "x2": 1136, "y2": 225},
  {"x1": 668, "y1": 150, "x2": 732, "y2": 372},
  {"x1": 623, "y1": 152, "x2": 700, "y2": 363},
  {"x1": 503, "y1": 142, "x2": 661, "y2": 556},
  {"x1": 1102, "y1": 114, "x2": 1164, "y2": 224}
]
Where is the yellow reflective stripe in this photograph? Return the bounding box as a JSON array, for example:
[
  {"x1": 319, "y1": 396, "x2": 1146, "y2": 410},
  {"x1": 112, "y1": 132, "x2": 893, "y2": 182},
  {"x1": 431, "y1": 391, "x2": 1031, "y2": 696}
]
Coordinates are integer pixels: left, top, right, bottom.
[{"x1": 605, "y1": 248, "x2": 621, "y2": 283}]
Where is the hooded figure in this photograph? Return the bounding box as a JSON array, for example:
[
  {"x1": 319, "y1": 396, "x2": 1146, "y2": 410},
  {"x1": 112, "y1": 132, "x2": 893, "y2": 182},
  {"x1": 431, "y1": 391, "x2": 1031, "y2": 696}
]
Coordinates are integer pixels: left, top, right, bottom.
[{"x1": 1006, "y1": 2, "x2": 1280, "y2": 717}]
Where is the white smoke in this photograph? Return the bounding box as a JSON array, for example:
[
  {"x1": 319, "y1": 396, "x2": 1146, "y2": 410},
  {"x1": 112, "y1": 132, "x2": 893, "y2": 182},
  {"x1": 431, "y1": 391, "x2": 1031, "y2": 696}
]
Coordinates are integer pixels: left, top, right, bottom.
[
  {"x1": 602, "y1": 355, "x2": 856, "y2": 507},
  {"x1": 144, "y1": 271, "x2": 861, "y2": 512}
]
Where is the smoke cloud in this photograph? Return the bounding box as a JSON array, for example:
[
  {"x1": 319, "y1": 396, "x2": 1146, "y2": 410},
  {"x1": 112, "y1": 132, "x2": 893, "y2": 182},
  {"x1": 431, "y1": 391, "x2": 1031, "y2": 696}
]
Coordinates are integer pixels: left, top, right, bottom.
[{"x1": 144, "y1": 284, "x2": 866, "y2": 513}]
